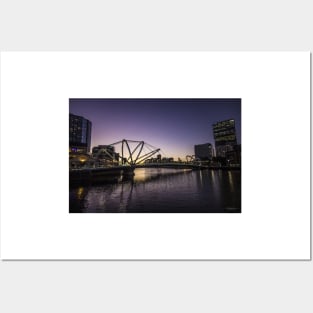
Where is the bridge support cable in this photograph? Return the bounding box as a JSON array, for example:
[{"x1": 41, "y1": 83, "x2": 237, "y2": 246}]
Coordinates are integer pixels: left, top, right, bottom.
[
  {"x1": 108, "y1": 139, "x2": 161, "y2": 166},
  {"x1": 135, "y1": 148, "x2": 160, "y2": 164},
  {"x1": 124, "y1": 139, "x2": 134, "y2": 165},
  {"x1": 133, "y1": 141, "x2": 145, "y2": 164},
  {"x1": 130, "y1": 141, "x2": 143, "y2": 157}
]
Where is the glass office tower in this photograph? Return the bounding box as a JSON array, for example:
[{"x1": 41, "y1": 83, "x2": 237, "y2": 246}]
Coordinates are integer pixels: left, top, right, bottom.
[
  {"x1": 213, "y1": 119, "x2": 237, "y2": 157},
  {"x1": 69, "y1": 113, "x2": 92, "y2": 153}
]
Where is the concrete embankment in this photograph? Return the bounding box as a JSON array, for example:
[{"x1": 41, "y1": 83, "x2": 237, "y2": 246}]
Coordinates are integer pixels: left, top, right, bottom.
[{"x1": 69, "y1": 166, "x2": 135, "y2": 185}]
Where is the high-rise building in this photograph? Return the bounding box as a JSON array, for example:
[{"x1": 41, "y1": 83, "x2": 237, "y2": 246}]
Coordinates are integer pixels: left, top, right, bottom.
[
  {"x1": 213, "y1": 119, "x2": 237, "y2": 157},
  {"x1": 69, "y1": 113, "x2": 92, "y2": 153},
  {"x1": 194, "y1": 143, "x2": 213, "y2": 160},
  {"x1": 225, "y1": 144, "x2": 241, "y2": 165}
]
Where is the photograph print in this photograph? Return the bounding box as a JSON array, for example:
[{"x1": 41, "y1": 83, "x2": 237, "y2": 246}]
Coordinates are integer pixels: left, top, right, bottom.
[{"x1": 69, "y1": 98, "x2": 241, "y2": 213}]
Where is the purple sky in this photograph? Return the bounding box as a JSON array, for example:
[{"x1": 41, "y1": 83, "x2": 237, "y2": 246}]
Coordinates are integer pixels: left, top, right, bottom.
[{"x1": 69, "y1": 99, "x2": 241, "y2": 160}]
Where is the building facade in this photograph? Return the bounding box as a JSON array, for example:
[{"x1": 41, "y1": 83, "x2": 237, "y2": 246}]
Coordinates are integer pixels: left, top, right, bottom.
[
  {"x1": 92, "y1": 145, "x2": 120, "y2": 163},
  {"x1": 69, "y1": 113, "x2": 92, "y2": 153},
  {"x1": 213, "y1": 119, "x2": 237, "y2": 157},
  {"x1": 194, "y1": 143, "x2": 213, "y2": 160},
  {"x1": 225, "y1": 144, "x2": 241, "y2": 165}
]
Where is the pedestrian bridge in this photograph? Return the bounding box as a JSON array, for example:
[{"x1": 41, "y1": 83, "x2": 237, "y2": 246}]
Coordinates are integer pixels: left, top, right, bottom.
[
  {"x1": 70, "y1": 139, "x2": 207, "y2": 170},
  {"x1": 104, "y1": 139, "x2": 206, "y2": 169}
]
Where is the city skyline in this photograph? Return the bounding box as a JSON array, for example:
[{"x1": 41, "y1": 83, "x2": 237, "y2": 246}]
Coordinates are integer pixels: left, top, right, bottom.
[{"x1": 69, "y1": 98, "x2": 241, "y2": 160}]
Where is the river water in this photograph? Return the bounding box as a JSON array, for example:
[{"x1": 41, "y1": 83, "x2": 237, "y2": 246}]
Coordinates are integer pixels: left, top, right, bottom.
[{"x1": 69, "y1": 168, "x2": 241, "y2": 213}]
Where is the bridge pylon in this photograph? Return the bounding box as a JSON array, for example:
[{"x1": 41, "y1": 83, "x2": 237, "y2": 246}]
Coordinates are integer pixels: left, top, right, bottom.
[{"x1": 109, "y1": 139, "x2": 160, "y2": 166}]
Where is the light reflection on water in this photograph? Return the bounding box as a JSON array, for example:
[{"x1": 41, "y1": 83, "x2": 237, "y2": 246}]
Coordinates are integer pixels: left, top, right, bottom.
[
  {"x1": 69, "y1": 168, "x2": 241, "y2": 213},
  {"x1": 228, "y1": 171, "x2": 234, "y2": 192}
]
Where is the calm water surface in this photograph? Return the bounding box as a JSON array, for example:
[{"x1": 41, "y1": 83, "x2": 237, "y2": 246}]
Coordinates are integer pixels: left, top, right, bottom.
[{"x1": 69, "y1": 168, "x2": 241, "y2": 213}]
